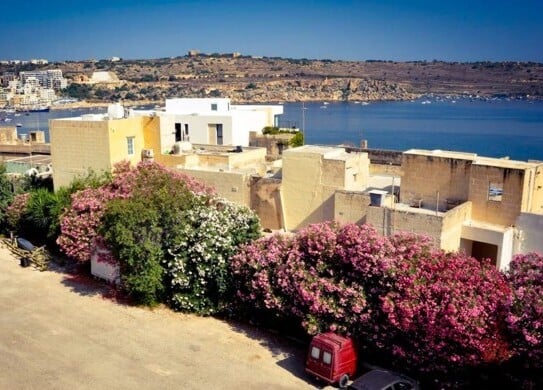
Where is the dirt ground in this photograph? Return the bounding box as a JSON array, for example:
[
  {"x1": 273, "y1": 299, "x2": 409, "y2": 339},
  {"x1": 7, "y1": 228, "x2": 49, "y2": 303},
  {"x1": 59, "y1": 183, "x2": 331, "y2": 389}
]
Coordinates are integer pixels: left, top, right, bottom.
[{"x1": 0, "y1": 246, "x2": 321, "y2": 389}]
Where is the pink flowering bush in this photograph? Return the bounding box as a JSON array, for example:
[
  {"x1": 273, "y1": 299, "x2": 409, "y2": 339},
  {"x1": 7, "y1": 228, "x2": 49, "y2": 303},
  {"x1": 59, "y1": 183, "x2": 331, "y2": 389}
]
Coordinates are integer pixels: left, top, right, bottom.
[
  {"x1": 232, "y1": 222, "x2": 392, "y2": 335},
  {"x1": 5, "y1": 192, "x2": 30, "y2": 231},
  {"x1": 57, "y1": 161, "x2": 214, "y2": 262},
  {"x1": 382, "y1": 250, "x2": 511, "y2": 371},
  {"x1": 232, "y1": 223, "x2": 512, "y2": 373},
  {"x1": 506, "y1": 252, "x2": 543, "y2": 368}
]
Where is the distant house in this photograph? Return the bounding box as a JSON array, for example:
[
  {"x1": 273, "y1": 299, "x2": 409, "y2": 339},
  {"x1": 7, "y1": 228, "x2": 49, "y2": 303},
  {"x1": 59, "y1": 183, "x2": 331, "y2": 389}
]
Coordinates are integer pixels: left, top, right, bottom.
[{"x1": 133, "y1": 98, "x2": 283, "y2": 147}]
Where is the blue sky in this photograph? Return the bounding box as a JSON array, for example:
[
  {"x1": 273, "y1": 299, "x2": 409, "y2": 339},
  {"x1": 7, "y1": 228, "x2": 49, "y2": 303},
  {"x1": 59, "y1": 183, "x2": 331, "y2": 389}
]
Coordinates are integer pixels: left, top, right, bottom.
[{"x1": 1, "y1": 0, "x2": 542, "y2": 62}]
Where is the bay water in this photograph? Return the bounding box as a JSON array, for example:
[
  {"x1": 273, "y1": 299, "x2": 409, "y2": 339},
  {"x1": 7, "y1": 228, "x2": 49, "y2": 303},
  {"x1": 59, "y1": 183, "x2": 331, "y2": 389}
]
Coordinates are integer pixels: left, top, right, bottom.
[{"x1": 8, "y1": 98, "x2": 543, "y2": 162}]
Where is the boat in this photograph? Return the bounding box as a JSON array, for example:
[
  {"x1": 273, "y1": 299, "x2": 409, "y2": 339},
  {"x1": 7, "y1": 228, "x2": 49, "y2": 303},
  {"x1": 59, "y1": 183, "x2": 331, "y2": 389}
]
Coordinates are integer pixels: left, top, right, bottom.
[
  {"x1": 28, "y1": 106, "x2": 50, "y2": 112},
  {"x1": 16, "y1": 123, "x2": 22, "y2": 127},
  {"x1": 16, "y1": 105, "x2": 50, "y2": 113}
]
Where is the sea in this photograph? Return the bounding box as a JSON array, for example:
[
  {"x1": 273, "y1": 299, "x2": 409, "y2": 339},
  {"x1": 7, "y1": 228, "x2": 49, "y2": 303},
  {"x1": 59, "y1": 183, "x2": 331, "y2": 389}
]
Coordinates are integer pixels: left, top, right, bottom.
[{"x1": 5, "y1": 97, "x2": 543, "y2": 162}]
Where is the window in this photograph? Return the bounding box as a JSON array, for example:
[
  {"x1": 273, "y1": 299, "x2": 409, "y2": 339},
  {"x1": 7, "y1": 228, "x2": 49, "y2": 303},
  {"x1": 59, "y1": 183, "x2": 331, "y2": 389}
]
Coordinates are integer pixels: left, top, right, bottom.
[
  {"x1": 174, "y1": 123, "x2": 182, "y2": 142},
  {"x1": 311, "y1": 346, "x2": 320, "y2": 359},
  {"x1": 127, "y1": 137, "x2": 135, "y2": 155},
  {"x1": 216, "y1": 124, "x2": 223, "y2": 145},
  {"x1": 211, "y1": 103, "x2": 218, "y2": 111},
  {"x1": 488, "y1": 181, "x2": 503, "y2": 202},
  {"x1": 322, "y1": 351, "x2": 332, "y2": 365}
]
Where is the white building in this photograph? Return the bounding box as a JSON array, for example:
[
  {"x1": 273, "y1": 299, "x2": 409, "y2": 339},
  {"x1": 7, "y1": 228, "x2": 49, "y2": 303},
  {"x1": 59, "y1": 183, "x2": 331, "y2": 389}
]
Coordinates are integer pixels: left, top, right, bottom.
[
  {"x1": 133, "y1": 98, "x2": 283, "y2": 148},
  {"x1": 19, "y1": 69, "x2": 67, "y2": 90}
]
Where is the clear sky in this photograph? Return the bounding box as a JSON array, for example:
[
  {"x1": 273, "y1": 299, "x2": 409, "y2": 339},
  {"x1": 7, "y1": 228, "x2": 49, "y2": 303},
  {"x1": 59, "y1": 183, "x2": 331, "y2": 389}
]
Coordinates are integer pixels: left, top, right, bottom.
[{"x1": 2, "y1": 0, "x2": 542, "y2": 62}]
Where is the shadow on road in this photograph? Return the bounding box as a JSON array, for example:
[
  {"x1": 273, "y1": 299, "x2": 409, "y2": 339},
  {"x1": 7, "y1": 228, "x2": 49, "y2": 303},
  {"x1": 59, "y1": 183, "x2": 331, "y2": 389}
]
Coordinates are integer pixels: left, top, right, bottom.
[
  {"x1": 47, "y1": 259, "x2": 130, "y2": 305},
  {"x1": 226, "y1": 319, "x2": 325, "y2": 387}
]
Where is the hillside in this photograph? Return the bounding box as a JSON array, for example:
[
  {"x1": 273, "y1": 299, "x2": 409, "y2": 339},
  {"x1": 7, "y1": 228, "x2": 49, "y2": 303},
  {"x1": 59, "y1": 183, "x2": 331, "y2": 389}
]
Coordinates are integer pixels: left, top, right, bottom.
[{"x1": 4, "y1": 55, "x2": 543, "y2": 104}]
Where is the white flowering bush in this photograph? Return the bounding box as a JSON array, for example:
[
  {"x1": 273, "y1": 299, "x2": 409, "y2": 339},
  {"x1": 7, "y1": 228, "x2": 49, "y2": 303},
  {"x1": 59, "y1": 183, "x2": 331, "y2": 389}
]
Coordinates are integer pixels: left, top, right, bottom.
[{"x1": 166, "y1": 199, "x2": 260, "y2": 314}]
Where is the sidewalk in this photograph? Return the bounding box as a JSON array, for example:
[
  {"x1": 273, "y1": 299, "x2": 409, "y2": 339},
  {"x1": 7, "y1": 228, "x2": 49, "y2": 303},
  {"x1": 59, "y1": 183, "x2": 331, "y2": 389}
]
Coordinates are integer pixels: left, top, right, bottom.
[{"x1": 0, "y1": 247, "x2": 316, "y2": 389}]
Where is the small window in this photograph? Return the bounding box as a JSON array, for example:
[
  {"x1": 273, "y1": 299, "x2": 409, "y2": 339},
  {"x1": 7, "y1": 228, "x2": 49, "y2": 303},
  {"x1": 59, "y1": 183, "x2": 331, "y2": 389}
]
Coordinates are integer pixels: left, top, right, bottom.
[
  {"x1": 211, "y1": 103, "x2": 218, "y2": 111},
  {"x1": 174, "y1": 123, "x2": 182, "y2": 142},
  {"x1": 322, "y1": 351, "x2": 332, "y2": 365},
  {"x1": 127, "y1": 137, "x2": 135, "y2": 155},
  {"x1": 488, "y1": 181, "x2": 503, "y2": 202},
  {"x1": 311, "y1": 346, "x2": 320, "y2": 359}
]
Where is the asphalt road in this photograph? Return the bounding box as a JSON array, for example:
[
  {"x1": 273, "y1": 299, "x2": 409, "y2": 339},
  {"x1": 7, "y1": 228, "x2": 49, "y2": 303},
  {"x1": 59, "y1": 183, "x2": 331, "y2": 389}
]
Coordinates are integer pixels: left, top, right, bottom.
[{"x1": 0, "y1": 246, "x2": 317, "y2": 389}]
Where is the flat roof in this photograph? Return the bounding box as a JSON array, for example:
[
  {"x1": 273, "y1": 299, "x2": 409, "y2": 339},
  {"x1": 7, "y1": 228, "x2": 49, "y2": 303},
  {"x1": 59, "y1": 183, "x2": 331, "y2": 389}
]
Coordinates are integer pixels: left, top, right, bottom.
[
  {"x1": 404, "y1": 148, "x2": 541, "y2": 169},
  {"x1": 283, "y1": 145, "x2": 359, "y2": 161}
]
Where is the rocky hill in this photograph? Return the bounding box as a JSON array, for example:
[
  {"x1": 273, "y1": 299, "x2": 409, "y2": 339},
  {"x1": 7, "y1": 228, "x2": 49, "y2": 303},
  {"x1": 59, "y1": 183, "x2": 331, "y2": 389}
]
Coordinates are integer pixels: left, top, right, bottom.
[{"x1": 4, "y1": 55, "x2": 542, "y2": 104}]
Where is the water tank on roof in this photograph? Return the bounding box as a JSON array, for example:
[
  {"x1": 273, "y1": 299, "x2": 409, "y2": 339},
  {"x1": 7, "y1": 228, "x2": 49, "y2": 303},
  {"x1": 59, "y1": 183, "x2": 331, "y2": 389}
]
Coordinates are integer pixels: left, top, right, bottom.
[
  {"x1": 172, "y1": 141, "x2": 192, "y2": 154},
  {"x1": 369, "y1": 190, "x2": 388, "y2": 207},
  {"x1": 107, "y1": 103, "x2": 124, "y2": 119}
]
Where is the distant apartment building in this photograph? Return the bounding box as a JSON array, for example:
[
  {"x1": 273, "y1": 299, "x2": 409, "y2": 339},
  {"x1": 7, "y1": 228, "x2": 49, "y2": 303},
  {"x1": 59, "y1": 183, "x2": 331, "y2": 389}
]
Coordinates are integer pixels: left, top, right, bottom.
[
  {"x1": 1, "y1": 72, "x2": 16, "y2": 87},
  {"x1": 19, "y1": 69, "x2": 68, "y2": 90}
]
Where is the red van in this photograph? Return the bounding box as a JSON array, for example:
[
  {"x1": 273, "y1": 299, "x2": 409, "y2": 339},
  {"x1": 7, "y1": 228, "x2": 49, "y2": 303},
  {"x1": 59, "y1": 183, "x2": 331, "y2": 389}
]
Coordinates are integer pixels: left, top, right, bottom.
[{"x1": 305, "y1": 332, "x2": 358, "y2": 388}]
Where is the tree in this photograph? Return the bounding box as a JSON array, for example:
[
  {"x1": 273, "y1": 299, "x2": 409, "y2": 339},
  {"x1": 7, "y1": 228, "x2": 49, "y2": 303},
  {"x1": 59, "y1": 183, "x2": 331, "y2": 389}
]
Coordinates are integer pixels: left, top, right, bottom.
[
  {"x1": 101, "y1": 199, "x2": 165, "y2": 306},
  {"x1": 0, "y1": 163, "x2": 14, "y2": 228}
]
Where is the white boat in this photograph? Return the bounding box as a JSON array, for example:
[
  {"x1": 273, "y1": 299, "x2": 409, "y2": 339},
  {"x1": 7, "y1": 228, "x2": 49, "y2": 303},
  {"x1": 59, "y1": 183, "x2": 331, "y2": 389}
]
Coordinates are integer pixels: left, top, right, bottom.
[{"x1": 16, "y1": 123, "x2": 22, "y2": 127}]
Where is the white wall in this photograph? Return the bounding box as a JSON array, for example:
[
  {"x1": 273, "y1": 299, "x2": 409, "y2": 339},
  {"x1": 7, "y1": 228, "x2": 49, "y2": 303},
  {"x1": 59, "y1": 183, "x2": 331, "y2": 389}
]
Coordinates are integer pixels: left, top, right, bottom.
[
  {"x1": 165, "y1": 98, "x2": 231, "y2": 113},
  {"x1": 231, "y1": 110, "x2": 268, "y2": 146},
  {"x1": 515, "y1": 212, "x2": 543, "y2": 254},
  {"x1": 159, "y1": 113, "x2": 233, "y2": 147}
]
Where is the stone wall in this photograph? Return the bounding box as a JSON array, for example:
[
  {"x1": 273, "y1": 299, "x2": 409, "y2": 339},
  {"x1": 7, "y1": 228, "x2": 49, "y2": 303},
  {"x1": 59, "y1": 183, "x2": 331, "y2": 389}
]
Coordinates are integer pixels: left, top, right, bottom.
[
  {"x1": 250, "y1": 177, "x2": 283, "y2": 230},
  {"x1": 401, "y1": 153, "x2": 471, "y2": 210}
]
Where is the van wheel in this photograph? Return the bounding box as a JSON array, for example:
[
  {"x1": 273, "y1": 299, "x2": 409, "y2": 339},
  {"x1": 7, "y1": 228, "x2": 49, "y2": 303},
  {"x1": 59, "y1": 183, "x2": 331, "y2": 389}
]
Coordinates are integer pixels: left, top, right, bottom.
[{"x1": 338, "y1": 374, "x2": 349, "y2": 389}]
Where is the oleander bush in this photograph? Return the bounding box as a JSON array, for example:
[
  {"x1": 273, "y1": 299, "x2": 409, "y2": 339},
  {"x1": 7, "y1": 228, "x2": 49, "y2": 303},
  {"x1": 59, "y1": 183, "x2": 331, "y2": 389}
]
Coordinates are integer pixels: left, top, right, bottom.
[
  {"x1": 57, "y1": 161, "x2": 214, "y2": 263},
  {"x1": 231, "y1": 222, "x2": 512, "y2": 373},
  {"x1": 506, "y1": 252, "x2": 543, "y2": 368}
]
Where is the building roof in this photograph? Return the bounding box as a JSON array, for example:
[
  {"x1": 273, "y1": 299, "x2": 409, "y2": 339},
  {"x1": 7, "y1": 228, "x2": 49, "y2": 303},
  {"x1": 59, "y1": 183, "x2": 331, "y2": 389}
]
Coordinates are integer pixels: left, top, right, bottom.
[
  {"x1": 404, "y1": 148, "x2": 542, "y2": 170},
  {"x1": 282, "y1": 144, "x2": 356, "y2": 161}
]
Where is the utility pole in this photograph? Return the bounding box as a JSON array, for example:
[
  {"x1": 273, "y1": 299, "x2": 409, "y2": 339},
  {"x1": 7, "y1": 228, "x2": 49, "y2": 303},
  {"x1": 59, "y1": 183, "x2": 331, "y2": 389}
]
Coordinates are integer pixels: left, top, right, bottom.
[{"x1": 302, "y1": 101, "x2": 306, "y2": 145}]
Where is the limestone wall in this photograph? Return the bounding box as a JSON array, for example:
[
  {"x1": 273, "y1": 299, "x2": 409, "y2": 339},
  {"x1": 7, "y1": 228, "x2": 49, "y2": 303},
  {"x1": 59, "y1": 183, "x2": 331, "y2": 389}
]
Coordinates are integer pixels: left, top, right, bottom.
[
  {"x1": 180, "y1": 168, "x2": 251, "y2": 206},
  {"x1": 366, "y1": 206, "x2": 443, "y2": 247},
  {"x1": 250, "y1": 177, "x2": 283, "y2": 230},
  {"x1": 515, "y1": 212, "x2": 543, "y2": 254},
  {"x1": 469, "y1": 165, "x2": 525, "y2": 226},
  {"x1": 401, "y1": 153, "x2": 471, "y2": 210},
  {"x1": 334, "y1": 190, "x2": 371, "y2": 225}
]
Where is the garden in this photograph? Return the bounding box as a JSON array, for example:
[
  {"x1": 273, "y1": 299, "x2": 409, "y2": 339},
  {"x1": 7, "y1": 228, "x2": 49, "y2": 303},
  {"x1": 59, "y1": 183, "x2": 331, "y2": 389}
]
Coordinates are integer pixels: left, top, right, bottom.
[{"x1": 1, "y1": 160, "x2": 542, "y2": 388}]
